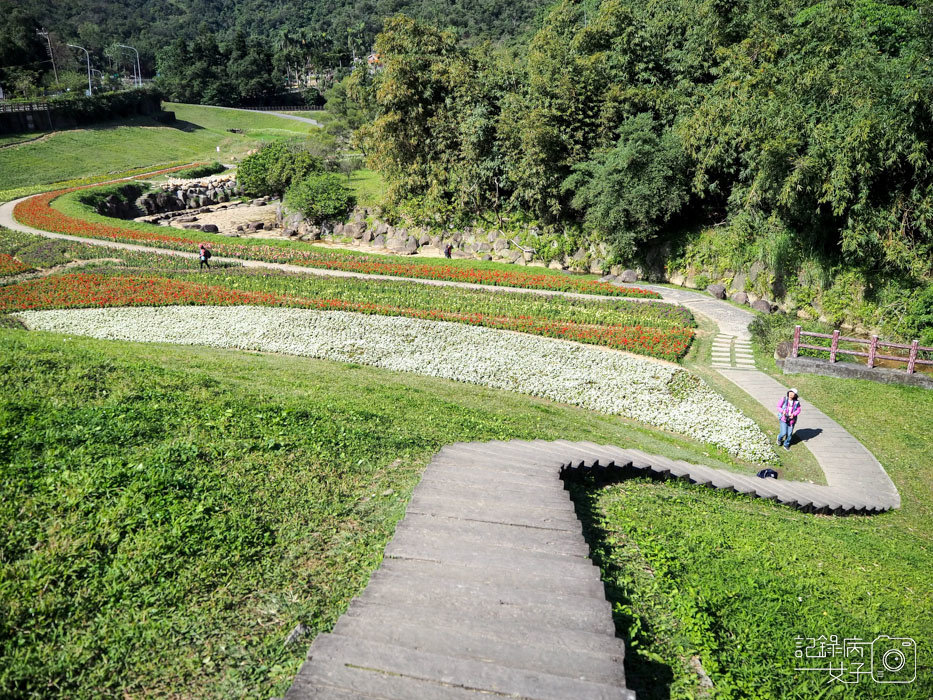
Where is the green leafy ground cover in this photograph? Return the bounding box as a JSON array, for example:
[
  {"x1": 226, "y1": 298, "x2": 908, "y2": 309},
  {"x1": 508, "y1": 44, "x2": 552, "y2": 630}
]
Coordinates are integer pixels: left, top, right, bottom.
[
  {"x1": 0, "y1": 327, "x2": 737, "y2": 699},
  {"x1": 578, "y1": 328, "x2": 933, "y2": 699},
  {"x1": 0, "y1": 104, "x2": 322, "y2": 192}
]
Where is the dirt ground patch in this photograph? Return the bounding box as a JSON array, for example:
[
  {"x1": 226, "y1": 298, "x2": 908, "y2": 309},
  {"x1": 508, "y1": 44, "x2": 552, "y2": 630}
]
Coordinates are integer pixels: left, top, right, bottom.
[{"x1": 163, "y1": 203, "x2": 279, "y2": 236}]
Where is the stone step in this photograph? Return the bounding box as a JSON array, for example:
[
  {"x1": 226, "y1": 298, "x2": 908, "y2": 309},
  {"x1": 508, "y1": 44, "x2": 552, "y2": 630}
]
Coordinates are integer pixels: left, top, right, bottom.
[
  {"x1": 394, "y1": 512, "x2": 589, "y2": 556},
  {"x1": 332, "y1": 616, "x2": 626, "y2": 685},
  {"x1": 406, "y1": 493, "x2": 582, "y2": 531},
  {"x1": 298, "y1": 634, "x2": 634, "y2": 700},
  {"x1": 287, "y1": 652, "x2": 500, "y2": 699},
  {"x1": 391, "y1": 521, "x2": 589, "y2": 561},
  {"x1": 419, "y1": 469, "x2": 571, "y2": 496},
  {"x1": 383, "y1": 538, "x2": 599, "y2": 585},
  {"x1": 377, "y1": 557, "x2": 608, "y2": 599},
  {"x1": 341, "y1": 598, "x2": 625, "y2": 655},
  {"x1": 414, "y1": 478, "x2": 572, "y2": 508},
  {"x1": 372, "y1": 557, "x2": 606, "y2": 605},
  {"x1": 358, "y1": 569, "x2": 613, "y2": 635},
  {"x1": 427, "y1": 460, "x2": 567, "y2": 486}
]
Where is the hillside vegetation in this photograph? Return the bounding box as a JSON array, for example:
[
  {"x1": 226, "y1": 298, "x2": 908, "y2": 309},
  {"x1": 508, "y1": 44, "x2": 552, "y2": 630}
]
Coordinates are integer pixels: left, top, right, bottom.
[{"x1": 345, "y1": 1, "x2": 933, "y2": 337}]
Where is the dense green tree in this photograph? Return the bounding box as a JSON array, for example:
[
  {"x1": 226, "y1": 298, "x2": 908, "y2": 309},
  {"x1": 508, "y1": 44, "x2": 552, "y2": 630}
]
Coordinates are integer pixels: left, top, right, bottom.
[
  {"x1": 565, "y1": 113, "x2": 689, "y2": 256},
  {"x1": 238, "y1": 141, "x2": 324, "y2": 197},
  {"x1": 284, "y1": 172, "x2": 356, "y2": 223}
]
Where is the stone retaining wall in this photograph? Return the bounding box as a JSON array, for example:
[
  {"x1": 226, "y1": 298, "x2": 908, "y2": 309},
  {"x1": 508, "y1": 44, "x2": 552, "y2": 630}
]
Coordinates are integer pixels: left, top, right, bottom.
[{"x1": 782, "y1": 356, "x2": 933, "y2": 389}]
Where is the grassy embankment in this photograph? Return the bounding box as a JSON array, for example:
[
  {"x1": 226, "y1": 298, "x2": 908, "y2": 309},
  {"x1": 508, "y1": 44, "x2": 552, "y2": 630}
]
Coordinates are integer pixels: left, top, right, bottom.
[
  {"x1": 2, "y1": 325, "x2": 749, "y2": 699},
  {"x1": 581, "y1": 326, "x2": 933, "y2": 699},
  {"x1": 0, "y1": 104, "x2": 332, "y2": 202}
]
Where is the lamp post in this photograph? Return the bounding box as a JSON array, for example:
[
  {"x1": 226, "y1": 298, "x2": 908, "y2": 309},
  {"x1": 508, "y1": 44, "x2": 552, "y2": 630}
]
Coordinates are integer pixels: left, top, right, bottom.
[
  {"x1": 68, "y1": 44, "x2": 92, "y2": 96},
  {"x1": 116, "y1": 44, "x2": 142, "y2": 88}
]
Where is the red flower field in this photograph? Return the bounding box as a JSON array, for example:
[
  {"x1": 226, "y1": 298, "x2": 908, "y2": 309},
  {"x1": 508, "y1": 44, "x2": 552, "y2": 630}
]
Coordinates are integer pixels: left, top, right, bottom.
[
  {"x1": 14, "y1": 185, "x2": 659, "y2": 298},
  {"x1": 0, "y1": 253, "x2": 30, "y2": 277},
  {"x1": 1, "y1": 273, "x2": 693, "y2": 360}
]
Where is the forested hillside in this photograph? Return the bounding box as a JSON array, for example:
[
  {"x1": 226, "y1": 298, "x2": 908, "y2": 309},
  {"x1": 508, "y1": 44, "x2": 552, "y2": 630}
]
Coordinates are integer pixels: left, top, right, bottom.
[
  {"x1": 3, "y1": 0, "x2": 545, "y2": 77},
  {"x1": 344, "y1": 1, "x2": 933, "y2": 340}
]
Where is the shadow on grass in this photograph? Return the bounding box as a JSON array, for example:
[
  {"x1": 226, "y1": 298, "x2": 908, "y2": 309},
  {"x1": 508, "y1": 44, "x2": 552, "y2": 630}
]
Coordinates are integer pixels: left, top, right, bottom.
[{"x1": 566, "y1": 473, "x2": 674, "y2": 700}]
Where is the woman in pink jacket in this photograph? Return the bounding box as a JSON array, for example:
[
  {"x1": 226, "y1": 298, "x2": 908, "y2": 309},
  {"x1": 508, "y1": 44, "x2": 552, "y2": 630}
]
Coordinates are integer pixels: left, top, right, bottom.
[{"x1": 777, "y1": 388, "x2": 801, "y2": 450}]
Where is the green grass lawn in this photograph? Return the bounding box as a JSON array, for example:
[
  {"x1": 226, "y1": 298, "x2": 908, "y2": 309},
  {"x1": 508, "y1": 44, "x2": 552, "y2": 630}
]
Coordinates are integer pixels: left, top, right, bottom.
[
  {"x1": 0, "y1": 327, "x2": 750, "y2": 699},
  {"x1": 0, "y1": 133, "x2": 45, "y2": 148},
  {"x1": 580, "y1": 331, "x2": 933, "y2": 699},
  {"x1": 0, "y1": 104, "x2": 324, "y2": 192},
  {"x1": 346, "y1": 168, "x2": 385, "y2": 208}
]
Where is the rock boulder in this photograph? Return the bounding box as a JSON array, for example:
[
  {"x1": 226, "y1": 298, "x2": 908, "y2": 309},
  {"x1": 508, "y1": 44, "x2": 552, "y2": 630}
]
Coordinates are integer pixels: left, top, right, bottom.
[{"x1": 752, "y1": 299, "x2": 774, "y2": 313}]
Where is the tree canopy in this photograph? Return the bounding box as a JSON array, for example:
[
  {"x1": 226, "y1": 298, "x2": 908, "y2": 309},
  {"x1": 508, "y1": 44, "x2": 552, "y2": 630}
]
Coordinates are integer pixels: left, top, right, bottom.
[{"x1": 351, "y1": 1, "x2": 933, "y2": 279}]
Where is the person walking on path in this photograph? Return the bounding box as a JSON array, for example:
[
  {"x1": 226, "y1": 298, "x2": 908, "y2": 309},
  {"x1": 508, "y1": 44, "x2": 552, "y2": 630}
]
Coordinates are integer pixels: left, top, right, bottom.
[
  {"x1": 198, "y1": 243, "x2": 212, "y2": 270},
  {"x1": 777, "y1": 388, "x2": 801, "y2": 450}
]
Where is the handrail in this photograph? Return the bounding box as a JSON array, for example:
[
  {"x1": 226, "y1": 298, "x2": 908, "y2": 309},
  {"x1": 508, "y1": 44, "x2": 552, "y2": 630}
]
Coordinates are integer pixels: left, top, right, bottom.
[{"x1": 791, "y1": 325, "x2": 932, "y2": 374}]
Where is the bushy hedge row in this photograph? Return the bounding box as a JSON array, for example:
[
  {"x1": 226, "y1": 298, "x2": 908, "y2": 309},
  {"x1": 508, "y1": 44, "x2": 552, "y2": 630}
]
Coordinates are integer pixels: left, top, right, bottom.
[
  {"x1": 174, "y1": 162, "x2": 226, "y2": 179},
  {"x1": 48, "y1": 88, "x2": 163, "y2": 127}
]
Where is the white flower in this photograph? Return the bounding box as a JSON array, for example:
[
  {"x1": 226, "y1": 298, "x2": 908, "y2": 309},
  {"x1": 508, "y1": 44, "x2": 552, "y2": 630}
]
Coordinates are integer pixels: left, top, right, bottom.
[{"x1": 18, "y1": 306, "x2": 777, "y2": 463}]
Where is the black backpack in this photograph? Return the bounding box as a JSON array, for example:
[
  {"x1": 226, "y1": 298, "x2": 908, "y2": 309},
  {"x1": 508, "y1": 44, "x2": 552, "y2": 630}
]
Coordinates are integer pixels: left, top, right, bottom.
[
  {"x1": 204, "y1": 249, "x2": 212, "y2": 259},
  {"x1": 757, "y1": 468, "x2": 778, "y2": 479}
]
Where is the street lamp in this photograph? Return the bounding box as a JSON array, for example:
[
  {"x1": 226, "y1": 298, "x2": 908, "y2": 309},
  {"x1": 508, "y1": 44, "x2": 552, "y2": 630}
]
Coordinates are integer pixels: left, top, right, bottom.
[
  {"x1": 67, "y1": 44, "x2": 92, "y2": 96},
  {"x1": 116, "y1": 44, "x2": 142, "y2": 88}
]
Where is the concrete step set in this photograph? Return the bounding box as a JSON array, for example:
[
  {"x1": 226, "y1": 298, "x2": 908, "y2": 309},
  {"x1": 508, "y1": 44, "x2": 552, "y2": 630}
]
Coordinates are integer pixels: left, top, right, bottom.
[
  {"x1": 711, "y1": 334, "x2": 756, "y2": 370},
  {"x1": 286, "y1": 439, "x2": 900, "y2": 699}
]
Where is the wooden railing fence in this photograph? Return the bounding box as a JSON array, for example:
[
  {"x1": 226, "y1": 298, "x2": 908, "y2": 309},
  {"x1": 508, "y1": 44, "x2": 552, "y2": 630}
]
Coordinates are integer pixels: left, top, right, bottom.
[{"x1": 792, "y1": 325, "x2": 932, "y2": 374}]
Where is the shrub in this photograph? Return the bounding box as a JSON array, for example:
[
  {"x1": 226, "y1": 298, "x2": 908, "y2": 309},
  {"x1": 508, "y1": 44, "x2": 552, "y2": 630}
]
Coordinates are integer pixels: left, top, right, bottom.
[
  {"x1": 174, "y1": 162, "x2": 226, "y2": 179},
  {"x1": 898, "y1": 284, "x2": 933, "y2": 346},
  {"x1": 285, "y1": 173, "x2": 356, "y2": 224},
  {"x1": 76, "y1": 184, "x2": 147, "y2": 213},
  {"x1": 237, "y1": 141, "x2": 323, "y2": 197}
]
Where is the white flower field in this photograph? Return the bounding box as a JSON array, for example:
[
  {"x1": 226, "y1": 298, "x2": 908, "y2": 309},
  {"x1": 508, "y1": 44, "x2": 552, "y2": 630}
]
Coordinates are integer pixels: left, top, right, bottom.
[{"x1": 19, "y1": 305, "x2": 777, "y2": 463}]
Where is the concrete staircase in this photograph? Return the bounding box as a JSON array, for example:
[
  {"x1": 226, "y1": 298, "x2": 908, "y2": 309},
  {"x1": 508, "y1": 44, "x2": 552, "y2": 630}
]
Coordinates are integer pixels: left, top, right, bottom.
[{"x1": 285, "y1": 439, "x2": 898, "y2": 700}]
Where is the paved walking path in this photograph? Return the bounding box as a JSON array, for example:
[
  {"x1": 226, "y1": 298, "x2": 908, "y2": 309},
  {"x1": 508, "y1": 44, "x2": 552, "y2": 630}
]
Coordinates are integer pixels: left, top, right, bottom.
[
  {"x1": 607, "y1": 281, "x2": 900, "y2": 508},
  {"x1": 0, "y1": 196, "x2": 650, "y2": 305},
  {"x1": 1, "y1": 193, "x2": 901, "y2": 506},
  {"x1": 284, "y1": 436, "x2": 895, "y2": 699}
]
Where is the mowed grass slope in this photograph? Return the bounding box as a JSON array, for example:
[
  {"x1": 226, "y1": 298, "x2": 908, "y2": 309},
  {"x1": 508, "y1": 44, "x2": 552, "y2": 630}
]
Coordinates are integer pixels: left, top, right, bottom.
[
  {"x1": 582, "y1": 356, "x2": 933, "y2": 698},
  {"x1": 0, "y1": 327, "x2": 737, "y2": 699},
  {"x1": 0, "y1": 104, "x2": 321, "y2": 191}
]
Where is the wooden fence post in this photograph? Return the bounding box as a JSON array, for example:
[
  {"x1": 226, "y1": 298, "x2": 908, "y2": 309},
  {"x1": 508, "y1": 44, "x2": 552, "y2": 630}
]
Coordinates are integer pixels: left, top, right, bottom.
[
  {"x1": 867, "y1": 335, "x2": 879, "y2": 368},
  {"x1": 907, "y1": 340, "x2": 919, "y2": 374},
  {"x1": 829, "y1": 330, "x2": 840, "y2": 363},
  {"x1": 792, "y1": 325, "x2": 801, "y2": 358}
]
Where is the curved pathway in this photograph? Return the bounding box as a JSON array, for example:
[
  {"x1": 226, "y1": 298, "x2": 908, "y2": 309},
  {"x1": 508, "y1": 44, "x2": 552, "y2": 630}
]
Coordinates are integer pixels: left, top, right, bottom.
[
  {"x1": 0, "y1": 192, "x2": 900, "y2": 509},
  {"x1": 606, "y1": 281, "x2": 900, "y2": 510},
  {"x1": 1, "y1": 183, "x2": 904, "y2": 698},
  {"x1": 284, "y1": 438, "x2": 892, "y2": 699}
]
